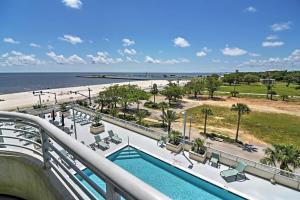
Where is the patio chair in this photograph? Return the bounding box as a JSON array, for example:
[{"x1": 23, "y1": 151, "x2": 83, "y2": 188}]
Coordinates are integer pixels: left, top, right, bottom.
[
  {"x1": 220, "y1": 161, "x2": 247, "y2": 181},
  {"x1": 209, "y1": 152, "x2": 220, "y2": 168},
  {"x1": 94, "y1": 135, "x2": 110, "y2": 150},
  {"x1": 108, "y1": 130, "x2": 122, "y2": 144},
  {"x1": 157, "y1": 136, "x2": 167, "y2": 147}
]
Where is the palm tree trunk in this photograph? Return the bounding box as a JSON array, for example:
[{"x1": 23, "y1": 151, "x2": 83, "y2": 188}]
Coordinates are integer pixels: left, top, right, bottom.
[
  {"x1": 162, "y1": 108, "x2": 165, "y2": 127},
  {"x1": 204, "y1": 114, "x2": 207, "y2": 134},
  {"x1": 235, "y1": 112, "x2": 241, "y2": 142},
  {"x1": 100, "y1": 102, "x2": 104, "y2": 113},
  {"x1": 168, "y1": 123, "x2": 171, "y2": 135},
  {"x1": 153, "y1": 95, "x2": 156, "y2": 103}
]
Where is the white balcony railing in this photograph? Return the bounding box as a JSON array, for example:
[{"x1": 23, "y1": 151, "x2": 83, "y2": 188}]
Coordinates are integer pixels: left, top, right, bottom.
[{"x1": 0, "y1": 111, "x2": 170, "y2": 200}]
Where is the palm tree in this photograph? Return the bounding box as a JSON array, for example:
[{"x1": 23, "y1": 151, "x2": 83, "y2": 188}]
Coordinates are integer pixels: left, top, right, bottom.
[
  {"x1": 260, "y1": 144, "x2": 300, "y2": 172},
  {"x1": 158, "y1": 102, "x2": 169, "y2": 127},
  {"x1": 160, "y1": 109, "x2": 178, "y2": 135},
  {"x1": 231, "y1": 103, "x2": 250, "y2": 142},
  {"x1": 201, "y1": 107, "x2": 213, "y2": 134},
  {"x1": 136, "y1": 110, "x2": 147, "y2": 124},
  {"x1": 150, "y1": 83, "x2": 159, "y2": 103}
]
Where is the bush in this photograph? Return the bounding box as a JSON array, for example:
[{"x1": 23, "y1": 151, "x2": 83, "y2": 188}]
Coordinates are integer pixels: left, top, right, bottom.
[
  {"x1": 203, "y1": 132, "x2": 236, "y2": 143},
  {"x1": 144, "y1": 101, "x2": 159, "y2": 109},
  {"x1": 33, "y1": 104, "x2": 46, "y2": 109},
  {"x1": 76, "y1": 100, "x2": 88, "y2": 107},
  {"x1": 230, "y1": 91, "x2": 239, "y2": 97},
  {"x1": 118, "y1": 114, "x2": 136, "y2": 121},
  {"x1": 169, "y1": 130, "x2": 181, "y2": 145}
]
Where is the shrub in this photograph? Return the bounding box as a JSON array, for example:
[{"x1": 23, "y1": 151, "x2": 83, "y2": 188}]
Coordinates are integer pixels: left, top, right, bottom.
[
  {"x1": 118, "y1": 114, "x2": 136, "y2": 121},
  {"x1": 144, "y1": 101, "x2": 159, "y2": 109}
]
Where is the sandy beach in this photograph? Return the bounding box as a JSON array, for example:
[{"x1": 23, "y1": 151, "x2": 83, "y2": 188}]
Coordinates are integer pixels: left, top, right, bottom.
[{"x1": 0, "y1": 80, "x2": 170, "y2": 111}]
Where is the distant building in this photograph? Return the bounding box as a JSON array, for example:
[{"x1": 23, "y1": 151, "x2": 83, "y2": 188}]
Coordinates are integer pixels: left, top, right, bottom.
[{"x1": 260, "y1": 78, "x2": 276, "y2": 85}]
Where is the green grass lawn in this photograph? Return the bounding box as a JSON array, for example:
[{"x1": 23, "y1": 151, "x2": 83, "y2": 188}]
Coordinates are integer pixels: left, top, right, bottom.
[
  {"x1": 219, "y1": 82, "x2": 300, "y2": 96},
  {"x1": 186, "y1": 105, "x2": 300, "y2": 147}
]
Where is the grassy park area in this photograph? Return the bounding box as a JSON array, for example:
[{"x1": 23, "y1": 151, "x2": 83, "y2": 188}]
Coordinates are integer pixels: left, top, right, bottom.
[
  {"x1": 186, "y1": 105, "x2": 300, "y2": 147},
  {"x1": 219, "y1": 82, "x2": 300, "y2": 96}
]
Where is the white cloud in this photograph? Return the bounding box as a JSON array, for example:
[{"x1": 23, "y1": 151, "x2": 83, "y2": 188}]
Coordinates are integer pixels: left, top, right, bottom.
[
  {"x1": 125, "y1": 57, "x2": 140, "y2": 63},
  {"x1": 0, "y1": 51, "x2": 42, "y2": 66},
  {"x1": 245, "y1": 6, "x2": 257, "y2": 13},
  {"x1": 123, "y1": 48, "x2": 137, "y2": 56},
  {"x1": 62, "y1": 0, "x2": 82, "y2": 9},
  {"x1": 248, "y1": 52, "x2": 260, "y2": 57},
  {"x1": 59, "y1": 34, "x2": 83, "y2": 44},
  {"x1": 239, "y1": 49, "x2": 300, "y2": 69},
  {"x1": 47, "y1": 51, "x2": 86, "y2": 64},
  {"x1": 144, "y1": 56, "x2": 189, "y2": 64},
  {"x1": 196, "y1": 51, "x2": 207, "y2": 57},
  {"x1": 221, "y1": 46, "x2": 247, "y2": 56},
  {"x1": 122, "y1": 38, "x2": 135, "y2": 46},
  {"x1": 196, "y1": 47, "x2": 211, "y2": 57},
  {"x1": 87, "y1": 52, "x2": 123, "y2": 64},
  {"x1": 262, "y1": 41, "x2": 284, "y2": 48},
  {"x1": 266, "y1": 35, "x2": 278, "y2": 40},
  {"x1": 29, "y1": 43, "x2": 41, "y2": 48},
  {"x1": 173, "y1": 37, "x2": 190, "y2": 48},
  {"x1": 3, "y1": 37, "x2": 20, "y2": 44},
  {"x1": 271, "y1": 22, "x2": 291, "y2": 32}
]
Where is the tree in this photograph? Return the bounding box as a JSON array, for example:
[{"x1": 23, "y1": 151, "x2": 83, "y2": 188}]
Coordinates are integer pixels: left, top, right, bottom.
[
  {"x1": 201, "y1": 107, "x2": 213, "y2": 134},
  {"x1": 136, "y1": 110, "x2": 147, "y2": 124},
  {"x1": 118, "y1": 85, "x2": 136, "y2": 117},
  {"x1": 284, "y1": 74, "x2": 295, "y2": 87},
  {"x1": 206, "y1": 77, "x2": 222, "y2": 98},
  {"x1": 96, "y1": 92, "x2": 109, "y2": 113},
  {"x1": 158, "y1": 102, "x2": 169, "y2": 127},
  {"x1": 132, "y1": 88, "x2": 151, "y2": 111},
  {"x1": 109, "y1": 107, "x2": 118, "y2": 117},
  {"x1": 281, "y1": 94, "x2": 288, "y2": 101},
  {"x1": 223, "y1": 74, "x2": 237, "y2": 85},
  {"x1": 103, "y1": 85, "x2": 120, "y2": 108},
  {"x1": 184, "y1": 77, "x2": 206, "y2": 98},
  {"x1": 150, "y1": 83, "x2": 159, "y2": 103},
  {"x1": 160, "y1": 84, "x2": 185, "y2": 106},
  {"x1": 243, "y1": 74, "x2": 259, "y2": 85},
  {"x1": 231, "y1": 103, "x2": 250, "y2": 142},
  {"x1": 160, "y1": 109, "x2": 178, "y2": 135},
  {"x1": 260, "y1": 144, "x2": 300, "y2": 172}
]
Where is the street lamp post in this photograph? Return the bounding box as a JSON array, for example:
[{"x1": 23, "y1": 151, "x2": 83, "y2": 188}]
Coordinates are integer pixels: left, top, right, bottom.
[
  {"x1": 70, "y1": 88, "x2": 92, "y2": 106},
  {"x1": 33, "y1": 91, "x2": 44, "y2": 118},
  {"x1": 188, "y1": 116, "x2": 192, "y2": 140},
  {"x1": 71, "y1": 102, "x2": 77, "y2": 140},
  {"x1": 182, "y1": 111, "x2": 187, "y2": 154}
]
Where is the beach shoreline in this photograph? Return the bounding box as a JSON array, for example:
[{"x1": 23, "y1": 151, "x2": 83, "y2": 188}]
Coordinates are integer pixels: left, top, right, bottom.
[{"x1": 0, "y1": 80, "x2": 171, "y2": 111}]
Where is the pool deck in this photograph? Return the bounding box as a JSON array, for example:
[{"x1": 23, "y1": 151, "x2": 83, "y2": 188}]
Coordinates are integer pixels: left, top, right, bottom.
[{"x1": 1, "y1": 112, "x2": 300, "y2": 200}]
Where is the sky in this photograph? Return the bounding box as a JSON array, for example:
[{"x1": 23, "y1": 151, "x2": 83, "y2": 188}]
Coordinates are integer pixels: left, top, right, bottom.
[{"x1": 0, "y1": 0, "x2": 300, "y2": 73}]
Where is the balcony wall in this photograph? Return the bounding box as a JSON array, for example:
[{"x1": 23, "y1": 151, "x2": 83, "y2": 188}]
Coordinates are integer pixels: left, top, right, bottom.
[{"x1": 0, "y1": 150, "x2": 73, "y2": 200}]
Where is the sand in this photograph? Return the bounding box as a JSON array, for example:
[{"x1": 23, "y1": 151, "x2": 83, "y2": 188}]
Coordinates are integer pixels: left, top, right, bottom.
[{"x1": 0, "y1": 80, "x2": 171, "y2": 111}]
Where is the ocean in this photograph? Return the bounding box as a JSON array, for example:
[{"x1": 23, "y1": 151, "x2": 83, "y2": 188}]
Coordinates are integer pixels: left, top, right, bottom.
[{"x1": 0, "y1": 72, "x2": 211, "y2": 94}]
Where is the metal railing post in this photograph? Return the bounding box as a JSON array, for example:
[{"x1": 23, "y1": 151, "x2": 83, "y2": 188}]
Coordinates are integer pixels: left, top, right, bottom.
[
  {"x1": 106, "y1": 182, "x2": 121, "y2": 200},
  {"x1": 40, "y1": 128, "x2": 51, "y2": 169}
]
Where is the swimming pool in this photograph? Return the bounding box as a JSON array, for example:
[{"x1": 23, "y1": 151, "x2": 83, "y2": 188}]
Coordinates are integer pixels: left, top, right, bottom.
[{"x1": 77, "y1": 146, "x2": 245, "y2": 200}]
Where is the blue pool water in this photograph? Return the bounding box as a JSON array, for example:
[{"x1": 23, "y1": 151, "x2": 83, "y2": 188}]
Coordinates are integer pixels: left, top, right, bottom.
[{"x1": 76, "y1": 146, "x2": 245, "y2": 200}]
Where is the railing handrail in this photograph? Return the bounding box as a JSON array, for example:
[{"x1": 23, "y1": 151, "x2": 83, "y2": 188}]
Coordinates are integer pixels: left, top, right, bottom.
[{"x1": 0, "y1": 111, "x2": 170, "y2": 200}]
